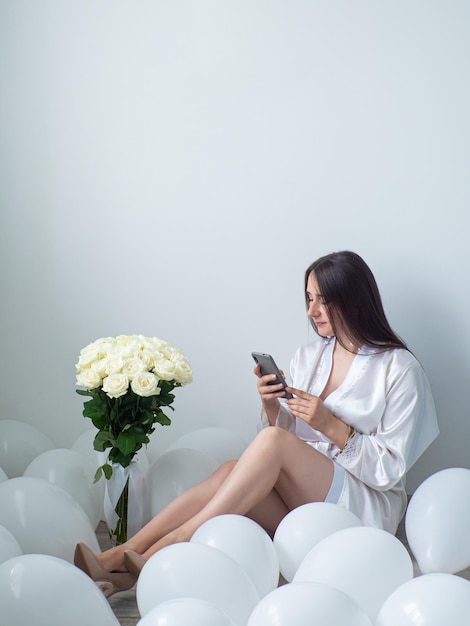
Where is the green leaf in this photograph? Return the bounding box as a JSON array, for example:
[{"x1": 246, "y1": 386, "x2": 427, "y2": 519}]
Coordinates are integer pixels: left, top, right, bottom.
[
  {"x1": 154, "y1": 393, "x2": 175, "y2": 407},
  {"x1": 109, "y1": 448, "x2": 133, "y2": 467},
  {"x1": 127, "y1": 425, "x2": 150, "y2": 445},
  {"x1": 93, "y1": 466, "x2": 103, "y2": 483},
  {"x1": 117, "y1": 431, "x2": 137, "y2": 456},
  {"x1": 76, "y1": 388, "x2": 92, "y2": 397},
  {"x1": 83, "y1": 397, "x2": 107, "y2": 420},
  {"x1": 102, "y1": 463, "x2": 113, "y2": 479},
  {"x1": 155, "y1": 411, "x2": 171, "y2": 426},
  {"x1": 93, "y1": 462, "x2": 113, "y2": 482},
  {"x1": 93, "y1": 430, "x2": 114, "y2": 452}
]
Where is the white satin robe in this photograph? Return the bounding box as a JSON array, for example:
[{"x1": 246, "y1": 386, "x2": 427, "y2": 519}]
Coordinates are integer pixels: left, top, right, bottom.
[{"x1": 260, "y1": 337, "x2": 439, "y2": 533}]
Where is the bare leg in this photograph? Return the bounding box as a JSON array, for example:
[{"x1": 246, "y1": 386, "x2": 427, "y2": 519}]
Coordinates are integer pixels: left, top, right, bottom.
[
  {"x1": 141, "y1": 426, "x2": 334, "y2": 559},
  {"x1": 98, "y1": 460, "x2": 237, "y2": 571}
]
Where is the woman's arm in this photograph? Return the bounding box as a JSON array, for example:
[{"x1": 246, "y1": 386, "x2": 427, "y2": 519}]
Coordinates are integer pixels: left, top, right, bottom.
[
  {"x1": 334, "y1": 361, "x2": 438, "y2": 491},
  {"x1": 286, "y1": 388, "x2": 352, "y2": 450}
]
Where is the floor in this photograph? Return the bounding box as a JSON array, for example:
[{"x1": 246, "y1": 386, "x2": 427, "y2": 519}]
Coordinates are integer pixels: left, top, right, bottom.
[
  {"x1": 97, "y1": 523, "x2": 140, "y2": 626},
  {"x1": 97, "y1": 519, "x2": 470, "y2": 626}
]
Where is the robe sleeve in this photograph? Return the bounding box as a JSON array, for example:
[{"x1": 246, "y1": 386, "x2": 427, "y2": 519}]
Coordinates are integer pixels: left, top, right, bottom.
[
  {"x1": 334, "y1": 359, "x2": 439, "y2": 491},
  {"x1": 260, "y1": 402, "x2": 296, "y2": 432}
]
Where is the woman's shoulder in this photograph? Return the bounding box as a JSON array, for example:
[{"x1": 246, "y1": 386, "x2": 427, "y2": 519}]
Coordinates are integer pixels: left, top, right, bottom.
[
  {"x1": 292, "y1": 336, "x2": 331, "y2": 361},
  {"x1": 367, "y1": 346, "x2": 427, "y2": 377}
]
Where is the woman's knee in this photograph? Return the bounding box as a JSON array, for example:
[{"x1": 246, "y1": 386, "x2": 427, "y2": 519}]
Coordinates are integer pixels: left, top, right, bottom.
[
  {"x1": 253, "y1": 426, "x2": 291, "y2": 451},
  {"x1": 216, "y1": 459, "x2": 237, "y2": 477}
]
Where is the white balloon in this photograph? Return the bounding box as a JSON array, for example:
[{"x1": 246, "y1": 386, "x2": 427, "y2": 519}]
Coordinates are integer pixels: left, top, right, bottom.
[
  {"x1": 0, "y1": 554, "x2": 120, "y2": 626},
  {"x1": 273, "y1": 502, "x2": 362, "y2": 581},
  {"x1": 0, "y1": 420, "x2": 55, "y2": 477},
  {"x1": 134, "y1": 447, "x2": 150, "y2": 474},
  {"x1": 0, "y1": 524, "x2": 22, "y2": 565},
  {"x1": 405, "y1": 467, "x2": 470, "y2": 574},
  {"x1": 376, "y1": 573, "x2": 470, "y2": 625},
  {"x1": 136, "y1": 542, "x2": 260, "y2": 626},
  {"x1": 167, "y1": 427, "x2": 248, "y2": 463},
  {"x1": 191, "y1": 514, "x2": 280, "y2": 597},
  {"x1": 146, "y1": 448, "x2": 218, "y2": 516},
  {"x1": 24, "y1": 448, "x2": 102, "y2": 529},
  {"x1": 137, "y1": 598, "x2": 236, "y2": 626},
  {"x1": 143, "y1": 423, "x2": 182, "y2": 464},
  {"x1": 0, "y1": 467, "x2": 8, "y2": 483},
  {"x1": 293, "y1": 526, "x2": 413, "y2": 622},
  {"x1": 71, "y1": 428, "x2": 107, "y2": 521},
  {"x1": 0, "y1": 477, "x2": 100, "y2": 562},
  {"x1": 71, "y1": 428, "x2": 108, "y2": 469},
  {"x1": 247, "y1": 581, "x2": 373, "y2": 626}
]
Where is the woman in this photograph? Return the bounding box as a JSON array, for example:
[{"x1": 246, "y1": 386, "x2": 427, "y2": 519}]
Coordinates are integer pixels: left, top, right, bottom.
[{"x1": 74, "y1": 250, "x2": 439, "y2": 597}]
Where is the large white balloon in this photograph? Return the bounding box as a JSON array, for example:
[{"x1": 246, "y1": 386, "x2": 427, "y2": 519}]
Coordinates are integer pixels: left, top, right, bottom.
[
  {"x1": 167, "y1": 427, "x2": 248, "y2": 463},
  {"x1": 0, "y1": 525, "x2": 22, "y2": 565},
  {"x1": 71, "y1": 428, "x2": 109, "y2": 470},
  {"x1": 137, "y1": 598, "x2": 236, "y2": 626},
  {"x1": 293, "y1": 526, "x2": 413, "y2": 622},
  {"x1": 0, "y1": 420, "x2": 55, "y2": 477},
  {"x1": 191, "y1": 514, "x2": 280, "y2": 598},
  {"x1": 146, "y1": 448, "x2": 218, "y2": 516},
  {"x1": 142, "y1": 423, "x2": 182, "y2": 464},
  {"x1": 0, "y1": 477, "x2": 99, "y2": 562},
  {"x1": 136, "y1": 542, "x2": 260, "y2": 626},
  {"x1": 0, "y1": 554, "x2": 120, "y2": 626},
  {"x1": 24, "y1": 448, "x2": 102, "y2": 529},
  {"x1": 247, "y1": 581, "x2": 373, "y2": 626},
  {"x1": 405, "y1": 467, "x2": 470, "y2": 574},
  {"x1": 273, "y1": 502, "x2": 362, "y2": 582},
  {"x1": 376, "y1": 573, "x2": 470, "y2": 625}
]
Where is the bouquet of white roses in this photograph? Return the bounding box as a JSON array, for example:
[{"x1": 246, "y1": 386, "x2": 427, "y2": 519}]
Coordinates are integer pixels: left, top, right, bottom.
[{"x1": 76, "y1": 334, "x2": 192, "y2": 481}]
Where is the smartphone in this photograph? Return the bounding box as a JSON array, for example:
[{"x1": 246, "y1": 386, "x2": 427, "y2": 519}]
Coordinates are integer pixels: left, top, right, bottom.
[{"x1": 251, "y1": 352, "x2": 293, "y2": 399}]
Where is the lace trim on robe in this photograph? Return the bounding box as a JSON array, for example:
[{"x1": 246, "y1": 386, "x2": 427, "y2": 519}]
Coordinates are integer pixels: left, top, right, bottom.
[{"x1": 336, "y1": 431, "x2": 361, "y2": 462}]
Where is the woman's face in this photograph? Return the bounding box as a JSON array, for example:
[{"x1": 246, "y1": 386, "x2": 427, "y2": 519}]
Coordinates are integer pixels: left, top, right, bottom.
[
  {"x1": 306, "y1": 272, "x2": 334, "y2": 337},
  {"x1": 307, "y1": 272, "x2": 352, "y2": 344}
]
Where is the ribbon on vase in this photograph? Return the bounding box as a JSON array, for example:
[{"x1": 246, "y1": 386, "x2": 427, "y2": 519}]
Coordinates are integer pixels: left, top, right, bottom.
[{"x1": 104, "y1": 457, "x2": 146, "y2": 540}]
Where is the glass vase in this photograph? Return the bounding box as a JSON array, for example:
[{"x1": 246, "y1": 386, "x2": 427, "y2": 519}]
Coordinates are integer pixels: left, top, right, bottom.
[{"x1": 108, "y1": 477, "x2": 129, "y2": 545}]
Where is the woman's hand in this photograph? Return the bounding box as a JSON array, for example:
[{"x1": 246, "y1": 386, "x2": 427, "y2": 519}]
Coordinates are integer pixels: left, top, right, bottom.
[
  {"x1": 286, "y1": 387, "x2": 337, "y2": 435},
  {"x1": 254, "y1": 364, "x2": 286, "y2": 403}
]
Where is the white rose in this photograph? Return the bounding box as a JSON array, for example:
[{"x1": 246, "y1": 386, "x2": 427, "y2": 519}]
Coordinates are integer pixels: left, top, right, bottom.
[
  {"x1": 174, "y1": 359, "x2": 193, "y2": 385},
  {"x1": 122, "y1": 357, "x2": 146, "y2": 380},
  {"x1": 115, "y1": 339, "x2": 140, "y2": 359},
  {"x1": 105, "y1": 354, "x2": 124, "y2": 375},
  {"x1": 89, "y1": 338, "x2": 115, "y2": 357},
  {"x1": 131, "y1": 371, "x2": 161, "y2": 397},
  {"x1": 153, "y1": 357, "x2": 177, "y2": 381},
  {"x1": 139, "y1": 349, "x2": 157, "y2": 370},
  {"x1": 143, "y1": 336, "x2": 167, "y2": 352},
  {"x1": 116, "y1": 335, "x2": 142, "y2": 353},
  {"x1": 91, "y1": 358, "x2": 108, "y2": 378},
  {"x1": 102, "y1": 373, "x2": 129, "y2": 398},
  {"x1": 76, "y1": 348, "x2": 100, "y2": 370},
  {"x1": 76, "y1": 368, "x2": 102, "y2": 390},
  {"x1": 93, "y1": 336, "x2": 116, "y2": 346},
  {"x1": 160, "y1": 345, "x2": 178, "y2": 361}
]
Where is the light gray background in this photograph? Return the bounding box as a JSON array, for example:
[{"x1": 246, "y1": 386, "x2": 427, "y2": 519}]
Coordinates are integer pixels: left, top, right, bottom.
[{"x1": 1, "y1": 0, "x2": 468, "y2": 492}]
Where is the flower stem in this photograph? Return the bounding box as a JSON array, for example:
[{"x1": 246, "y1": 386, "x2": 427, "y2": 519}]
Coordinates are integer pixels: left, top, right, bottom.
[{"x1": 110, "y1": 479, "x2": 129, "y2": 545}]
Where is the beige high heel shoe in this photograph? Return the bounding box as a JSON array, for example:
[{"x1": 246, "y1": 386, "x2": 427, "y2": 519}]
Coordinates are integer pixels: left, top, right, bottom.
[
  {"x1": 124, "y1": 550, "x2": 147, "y2": 576},
  {"x1": 74, "y1": 543, "x2": 137, "y2": 598}
]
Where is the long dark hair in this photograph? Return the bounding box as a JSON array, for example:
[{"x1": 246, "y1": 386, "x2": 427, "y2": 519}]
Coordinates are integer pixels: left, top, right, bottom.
[{"x1": 304, "y1": 251, "x2": 407, "y2": 352}]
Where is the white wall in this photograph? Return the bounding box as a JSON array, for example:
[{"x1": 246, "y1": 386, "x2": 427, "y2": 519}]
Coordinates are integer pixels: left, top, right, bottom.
[{"x1": 1, "y1": 0, "x2": 469, "y2": 491}]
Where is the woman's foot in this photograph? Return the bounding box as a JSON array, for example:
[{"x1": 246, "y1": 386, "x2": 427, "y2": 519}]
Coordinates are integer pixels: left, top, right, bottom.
[
  {"x1": 124, "y1": 550, "x2": 147, "y2": 576},
  {"x1": 74, "y1": 543, "x2": 137, "y2": 598}
]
